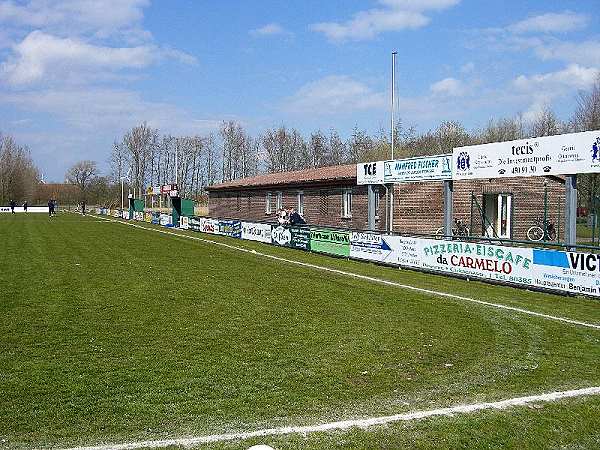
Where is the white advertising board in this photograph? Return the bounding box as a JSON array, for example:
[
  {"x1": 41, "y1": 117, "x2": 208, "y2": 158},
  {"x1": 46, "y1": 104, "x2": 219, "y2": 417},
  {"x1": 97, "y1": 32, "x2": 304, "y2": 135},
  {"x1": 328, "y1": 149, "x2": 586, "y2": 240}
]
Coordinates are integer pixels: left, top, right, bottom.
[
  {"x1": 384, "y1": 154, "x2": 452, "y2": 183},
  {"x1": 272, "y1": 225, "x2": 292, "y2": 246},
  {"x1": 200, "y1": 217, "x2": 220, "y2": 234},
  {"x1": 357, "y1": 161, "x2": 385, "y2": 185},
  {"x1": 241, "y1": 222, "x2": 272, "y2": 243},
  {"x1": 357, "y1": 155, "x2": 452, "y2": 185},
  {"x1": 348, "y1": 233, "x2": 600, "y2": 297},
  {"x1": 0, "y1": 206, "x2": 49, "y2": 213},
  {"x1": 453, "y1": 130, "x2": 600, "y2": 180},
  {"x1": 180, "y1": 216, "x2": 189, "y2": 229},
  {"x1": 349, "y1": 231, "x2": 395, "y2": 263}
]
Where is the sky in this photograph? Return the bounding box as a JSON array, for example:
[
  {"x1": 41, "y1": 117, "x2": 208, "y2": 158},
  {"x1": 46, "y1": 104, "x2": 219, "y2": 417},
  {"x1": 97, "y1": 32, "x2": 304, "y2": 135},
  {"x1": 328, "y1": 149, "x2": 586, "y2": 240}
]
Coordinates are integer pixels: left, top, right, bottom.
[{"x1": 0, "y1": 0, "x2": 599, "y2": 181}]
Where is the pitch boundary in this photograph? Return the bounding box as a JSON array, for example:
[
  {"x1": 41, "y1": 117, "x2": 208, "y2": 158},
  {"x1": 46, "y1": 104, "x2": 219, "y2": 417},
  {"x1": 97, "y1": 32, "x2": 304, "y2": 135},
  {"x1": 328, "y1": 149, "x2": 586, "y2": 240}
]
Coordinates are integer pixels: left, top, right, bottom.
[
  {"x1": 56, "y1": 386, "x2": 600, "y2": 450},
  {"x1": 92, "y1": 215, "x2": 600, "y2": 331}
]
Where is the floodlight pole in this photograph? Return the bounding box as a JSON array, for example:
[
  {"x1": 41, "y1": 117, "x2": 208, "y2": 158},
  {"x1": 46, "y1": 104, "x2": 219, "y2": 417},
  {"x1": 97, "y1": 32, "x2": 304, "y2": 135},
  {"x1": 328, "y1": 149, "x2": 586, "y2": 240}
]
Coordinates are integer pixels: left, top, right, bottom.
[{"x1": 388, "y1": 51, "x2": 398, "y2": 233}]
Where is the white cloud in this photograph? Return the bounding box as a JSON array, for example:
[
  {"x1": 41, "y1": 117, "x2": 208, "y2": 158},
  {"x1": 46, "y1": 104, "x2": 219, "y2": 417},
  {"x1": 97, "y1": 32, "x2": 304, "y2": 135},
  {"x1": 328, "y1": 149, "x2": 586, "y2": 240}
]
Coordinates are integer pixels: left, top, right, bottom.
[
  {"x1": 284, "y1": 75, "x2": 386, "y2": 115},
  {"x1": 1, "y1": 87, "x2": 220, "y2": 134},
  {"x1": 430, "y1": 77, "x2": 465, "y2": 96},
  {"x1": 513, "y1": 64, "x2": 600, "y2": 92},
  {"x1": 1, "y1": 31, "x2": 196, "y2": 85},
  {"x1": 532, "y1": 39, "x2": 600, "y2": 67},
  {"x1": 509, "y1": 11, "x2": 588, "y2": 34},
  {"x1": 250, "y1": 23, "x2": 287, "y2": 37},
  {"x1": 0, "y1": 0, "x2": 149, "y2": 39},
  {"x1": 311, "y1": 0, "x2": 459, "y2": 42},
  {"x1": 460, "y1": 62, "x2": 475, "y2": 73}
]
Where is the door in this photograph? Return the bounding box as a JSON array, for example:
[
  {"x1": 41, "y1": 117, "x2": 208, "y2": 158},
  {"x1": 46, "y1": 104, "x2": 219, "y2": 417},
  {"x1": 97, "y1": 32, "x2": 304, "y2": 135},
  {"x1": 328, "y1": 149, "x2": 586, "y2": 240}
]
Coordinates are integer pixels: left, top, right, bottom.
[{"x1": 497, "y1": 194, "x2": 512, "y2": 239}]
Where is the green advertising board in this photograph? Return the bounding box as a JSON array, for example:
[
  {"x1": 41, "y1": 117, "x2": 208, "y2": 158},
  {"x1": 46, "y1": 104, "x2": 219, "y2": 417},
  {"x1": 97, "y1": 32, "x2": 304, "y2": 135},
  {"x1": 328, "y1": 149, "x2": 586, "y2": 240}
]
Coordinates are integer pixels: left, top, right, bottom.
[{"x1": 310, "y1": 227, "x2": 350, "y2": 257}]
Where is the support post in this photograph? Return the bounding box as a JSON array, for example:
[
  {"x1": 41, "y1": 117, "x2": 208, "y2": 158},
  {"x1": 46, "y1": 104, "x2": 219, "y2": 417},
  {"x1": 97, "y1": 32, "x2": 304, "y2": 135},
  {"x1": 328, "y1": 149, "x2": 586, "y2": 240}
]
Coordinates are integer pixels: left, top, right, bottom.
[
  {"x1": 367, "y1": 184, "x2": 376, "y2": 231},
  {"x1": 443, "y1": 180, "x2": 453, "y2": 238},
  {"x1": 388, "y1": 184, "x2": 394, "y2": 233},
  {"x1": 564, "y1": 175, "x2": 577, "y2": 249}
]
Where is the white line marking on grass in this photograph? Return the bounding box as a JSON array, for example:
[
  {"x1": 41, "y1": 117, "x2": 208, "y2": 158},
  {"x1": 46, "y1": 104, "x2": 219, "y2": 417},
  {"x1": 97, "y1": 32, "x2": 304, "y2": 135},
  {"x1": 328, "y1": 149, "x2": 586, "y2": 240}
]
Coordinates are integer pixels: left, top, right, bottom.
[
  {"x1": 92, "y1": 215, "x2": 600, "y2": 331},
  {"x1": 56, "y1": 386, "x2": 600, "y2": 450}
]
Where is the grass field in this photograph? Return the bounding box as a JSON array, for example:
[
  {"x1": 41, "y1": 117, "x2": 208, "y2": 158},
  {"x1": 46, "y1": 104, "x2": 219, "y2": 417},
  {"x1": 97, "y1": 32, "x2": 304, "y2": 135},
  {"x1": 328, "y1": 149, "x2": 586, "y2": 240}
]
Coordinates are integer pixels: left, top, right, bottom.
[{"x1": 1, "y1": 213, "x2": 600, "y2": 449}]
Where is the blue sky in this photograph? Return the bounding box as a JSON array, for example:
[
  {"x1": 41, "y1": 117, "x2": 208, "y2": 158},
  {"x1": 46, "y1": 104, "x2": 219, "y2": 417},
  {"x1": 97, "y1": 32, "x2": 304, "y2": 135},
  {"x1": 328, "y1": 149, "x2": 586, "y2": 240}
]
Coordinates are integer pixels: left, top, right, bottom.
[{"x1": 0, "y1": 0, "x2": 599, "y2": 181}]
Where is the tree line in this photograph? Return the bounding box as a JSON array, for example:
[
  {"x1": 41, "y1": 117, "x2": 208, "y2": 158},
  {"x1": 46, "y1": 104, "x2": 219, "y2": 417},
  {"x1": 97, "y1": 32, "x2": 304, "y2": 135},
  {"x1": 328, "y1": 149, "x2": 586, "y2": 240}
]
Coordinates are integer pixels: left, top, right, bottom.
[{"x1": 1, "y1": 75, "x2": 599, "y2": 207}]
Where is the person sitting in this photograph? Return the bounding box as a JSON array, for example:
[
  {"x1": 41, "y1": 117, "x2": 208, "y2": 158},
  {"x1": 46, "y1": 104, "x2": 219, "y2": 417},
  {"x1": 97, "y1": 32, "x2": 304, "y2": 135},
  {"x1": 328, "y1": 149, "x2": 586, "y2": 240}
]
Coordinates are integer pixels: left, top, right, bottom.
[{"x1": 288, "y1": 208, "x2": 306, "y2": 225}]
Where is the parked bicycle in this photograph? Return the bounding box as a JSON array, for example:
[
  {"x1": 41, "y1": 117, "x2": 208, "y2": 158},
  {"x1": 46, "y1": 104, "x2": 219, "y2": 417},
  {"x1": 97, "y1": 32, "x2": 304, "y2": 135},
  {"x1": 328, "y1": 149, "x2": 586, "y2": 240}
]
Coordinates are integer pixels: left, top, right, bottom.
[
  {"x1": 526, "y1": 217, "x2": 556, "y2": 241},
  {"x1": 435, "y1": 218, "x2": 470, "y2": 237}
]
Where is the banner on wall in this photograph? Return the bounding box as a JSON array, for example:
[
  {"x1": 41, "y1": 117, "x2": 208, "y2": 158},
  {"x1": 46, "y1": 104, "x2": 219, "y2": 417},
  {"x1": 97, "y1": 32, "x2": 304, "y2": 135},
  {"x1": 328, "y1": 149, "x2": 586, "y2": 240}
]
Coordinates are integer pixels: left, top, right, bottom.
[
  {"x1": 453, "y1": 129, "x2": 600, "y2": 180},
  {"x1": 159, "y1": 214, "x2": 171, "y2": 226},
  {"x1": 218, "y1": 220, "x2": 241, "y2": 238},
  {"x1": 310, "y1": 227, "x2": 350, "y2": 257},
  {"x1": 144, "y1": 213, "x2": 152, "y2": 223},
  {"x1": 242, "y1": 222, "x2": 272, "y2": 243}
]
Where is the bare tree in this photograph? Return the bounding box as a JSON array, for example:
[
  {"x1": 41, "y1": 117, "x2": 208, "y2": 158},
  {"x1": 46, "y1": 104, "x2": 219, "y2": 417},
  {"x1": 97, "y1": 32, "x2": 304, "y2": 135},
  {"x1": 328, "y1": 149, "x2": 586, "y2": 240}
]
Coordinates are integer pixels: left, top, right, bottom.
[
  {"x1": 0, "y1": 134, "x2": 39, "y2": 204},
  {"x1": 65, "y1": 160, "x2": 98, "y2": 201}
]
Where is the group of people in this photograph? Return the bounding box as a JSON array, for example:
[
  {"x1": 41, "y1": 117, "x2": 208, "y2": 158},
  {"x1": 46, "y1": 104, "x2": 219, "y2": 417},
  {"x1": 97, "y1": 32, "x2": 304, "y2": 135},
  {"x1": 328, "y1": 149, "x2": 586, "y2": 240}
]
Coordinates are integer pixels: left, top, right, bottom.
[
  {"x1": 8, "y1": 200, "x2": 27, "y2": 214},
  {"x1": 277, "y1": 207, "x2": 306, "y2": 226}
]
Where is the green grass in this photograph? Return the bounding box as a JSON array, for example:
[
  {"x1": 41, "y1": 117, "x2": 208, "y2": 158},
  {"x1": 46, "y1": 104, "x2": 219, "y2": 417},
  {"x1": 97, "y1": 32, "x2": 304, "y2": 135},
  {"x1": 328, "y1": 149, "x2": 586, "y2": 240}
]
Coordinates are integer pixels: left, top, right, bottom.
[{"x1": 1, "y1": 213, "x2": 599, "y2": 449}]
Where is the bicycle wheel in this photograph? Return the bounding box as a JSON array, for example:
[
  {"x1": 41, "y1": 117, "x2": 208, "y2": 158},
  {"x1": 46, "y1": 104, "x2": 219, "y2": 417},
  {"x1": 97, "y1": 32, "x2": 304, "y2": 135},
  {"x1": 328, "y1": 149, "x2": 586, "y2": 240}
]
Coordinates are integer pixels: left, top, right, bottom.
[{"x1": 527, "y1": 226, "x2": 544, "y2": 241}]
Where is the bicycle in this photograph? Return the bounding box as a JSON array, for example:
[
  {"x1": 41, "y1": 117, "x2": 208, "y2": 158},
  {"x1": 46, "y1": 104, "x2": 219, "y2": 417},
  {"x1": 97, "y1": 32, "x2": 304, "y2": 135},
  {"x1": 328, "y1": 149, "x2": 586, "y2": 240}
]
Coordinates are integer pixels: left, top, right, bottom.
[
  {"x1": 526, "y1": 218, "x2": 557, "y2": 241},
  {"x1": 435, "y1": 219, "x2": 470, "y2": 238}
]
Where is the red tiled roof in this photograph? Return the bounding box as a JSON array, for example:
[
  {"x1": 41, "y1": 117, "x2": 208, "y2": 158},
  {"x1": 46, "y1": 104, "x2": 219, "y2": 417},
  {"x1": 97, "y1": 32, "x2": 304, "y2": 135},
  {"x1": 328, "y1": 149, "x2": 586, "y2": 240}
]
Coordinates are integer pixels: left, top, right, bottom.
[{"x1": 207, "y1": 164, "x2": 356, "y2": 190}]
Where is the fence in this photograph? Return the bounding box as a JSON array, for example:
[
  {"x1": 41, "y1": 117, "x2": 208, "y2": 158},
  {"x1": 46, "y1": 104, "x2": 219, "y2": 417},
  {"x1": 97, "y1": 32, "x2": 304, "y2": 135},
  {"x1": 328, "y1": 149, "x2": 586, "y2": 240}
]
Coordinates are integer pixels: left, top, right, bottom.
[{"x1": 95, "y1": 207, "x2": 600, "y2": 299}]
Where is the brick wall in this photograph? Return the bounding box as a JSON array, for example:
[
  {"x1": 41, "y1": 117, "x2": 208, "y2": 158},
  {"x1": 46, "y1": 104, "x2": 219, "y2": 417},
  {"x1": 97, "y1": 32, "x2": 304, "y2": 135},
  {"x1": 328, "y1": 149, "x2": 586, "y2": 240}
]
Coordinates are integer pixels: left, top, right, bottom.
[
  {"x1": 208, "y1": 176, "x2": 565, "y2": 240},
  {"x1": 392, "y1": 176, "x2": 565, "y2": 240},
  {"x1": 208, "y1": 183, "x2": 386, "y2": 231}
]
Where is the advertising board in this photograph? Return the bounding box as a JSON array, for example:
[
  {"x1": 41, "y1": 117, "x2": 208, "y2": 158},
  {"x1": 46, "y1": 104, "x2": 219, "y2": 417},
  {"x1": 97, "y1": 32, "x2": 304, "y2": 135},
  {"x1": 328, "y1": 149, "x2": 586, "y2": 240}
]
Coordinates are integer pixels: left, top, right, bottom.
[
  {"x1": 357, "y1": 161, "x2": 385, "y2": 185},
  {"x1": 290, "y1": 226, "x2": 311, "y2": 250},
  {"x1": 200, "y1": 217, "x2": 220, "y2": 234},
  {"x1": 218, "y1": 220, "x2": 241, "y2": 238},
  {"x1": 349, "y1": 231, "x2": 395, "y2": 263},
  {"x1": 241, "y1": 222, "x2": 272, "y2": 243},
  {"x1": 532, "y1": 248, "x2": 600, "y2": 296},
  {"x1": 159, "y1": 214, "x2": 171, "y2": 226},
  {"x1": 310, "y1": 227, "x2": 350, "y2": 257},
  {"x1": 0, "y1": 206, "x2": 49, "y2": 213},
  {"x1": 272, "y1": 225, "x2": 292, "y2": 246},
  {"x1": 180, "y1": 216, "x2": 189, "y2": 229},
  {"x1": 453, "y1": 129, "x2": 600, "y2": 180},
  {"x1": 384, "y1": 154, "x2": 452, "y2": 183}
]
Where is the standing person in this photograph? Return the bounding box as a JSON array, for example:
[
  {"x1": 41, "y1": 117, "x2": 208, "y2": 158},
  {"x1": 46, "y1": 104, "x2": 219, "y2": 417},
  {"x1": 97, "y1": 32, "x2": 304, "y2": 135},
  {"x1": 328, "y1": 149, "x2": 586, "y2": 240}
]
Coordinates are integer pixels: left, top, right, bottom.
[
  {"x1": 48, "y1": 199, "x2": 55, "y2": 217},
  {"x1": 81, "y1": 200, "x2": 86, "y2": 216},
  {"x1": 9, "y1": 199, "x2": 16, "y2": 214},
  {"x1": 22, "y1": 201, "x2": 28, "y2": 212}
]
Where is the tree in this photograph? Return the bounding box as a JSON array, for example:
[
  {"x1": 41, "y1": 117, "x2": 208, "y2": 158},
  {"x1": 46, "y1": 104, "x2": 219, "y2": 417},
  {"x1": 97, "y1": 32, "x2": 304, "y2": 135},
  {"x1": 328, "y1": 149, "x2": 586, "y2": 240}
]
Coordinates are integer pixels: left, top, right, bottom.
[
  {"x1": 65, "y1": 160, "x2": 98, "y2": 201},
  {"x1": 0, "y1": 133, "x2": 39, "y2": 204}
]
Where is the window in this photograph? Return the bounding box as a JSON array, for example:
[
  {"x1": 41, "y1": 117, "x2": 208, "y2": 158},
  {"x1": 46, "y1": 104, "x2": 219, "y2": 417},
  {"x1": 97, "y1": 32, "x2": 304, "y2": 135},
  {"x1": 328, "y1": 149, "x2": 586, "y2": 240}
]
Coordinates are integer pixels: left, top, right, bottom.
[
  {"x1": 276, "y1": 191, "x2": 283, "y2": 211},
  {"x1": 265, "y1": 192, "x2": 272, "y2": 214},
  {"x1": 342, "y1": 188, "x2": 352, "y2": 218},
  {"x1": 297, "y1": 191, "x2": 304, "y2": 216},
  {"x1": 319, "y1": 190, "x2": 329, "y2": 216}
]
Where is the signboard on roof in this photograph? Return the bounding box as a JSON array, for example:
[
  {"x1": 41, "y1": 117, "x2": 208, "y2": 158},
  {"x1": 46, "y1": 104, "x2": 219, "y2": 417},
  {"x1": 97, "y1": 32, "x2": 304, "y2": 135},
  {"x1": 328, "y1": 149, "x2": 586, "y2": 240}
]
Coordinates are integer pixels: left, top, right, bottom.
[
  {"x1": 452, "y1": 129, "x2": 600, "y2": 180},
  {"x1": 356, "y1": 155, "x2": 452, "y2": 185}
]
